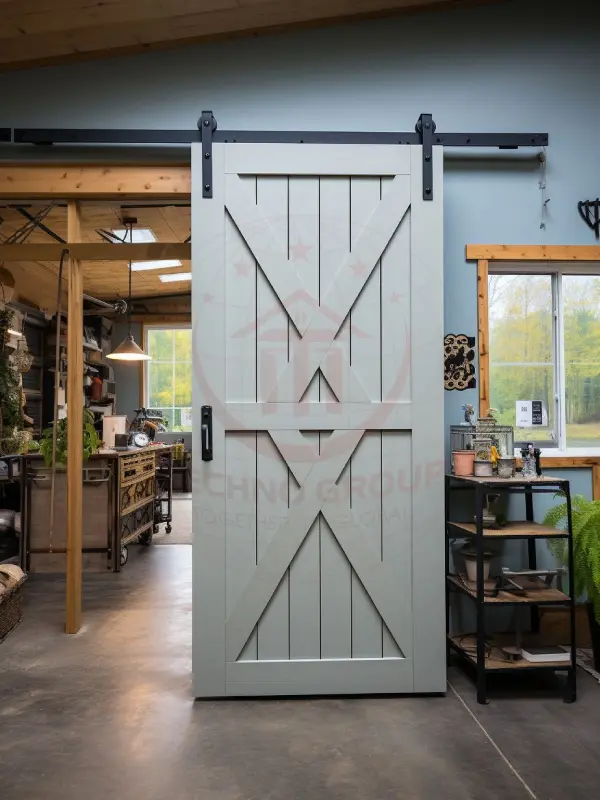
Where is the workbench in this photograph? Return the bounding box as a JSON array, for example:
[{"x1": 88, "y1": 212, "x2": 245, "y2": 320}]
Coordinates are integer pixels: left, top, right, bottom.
[{"x1": 22, "y1": 444, "x2": 173, "y2": 572}]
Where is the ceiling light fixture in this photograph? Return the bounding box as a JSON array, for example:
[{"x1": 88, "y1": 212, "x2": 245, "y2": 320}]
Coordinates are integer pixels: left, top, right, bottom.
[
  {"x1": 107, "y1": 220, "x2": 151, "y2": 362},
  {"x1": 159, "y1": 272, "x2": 192, "y2": 283}
]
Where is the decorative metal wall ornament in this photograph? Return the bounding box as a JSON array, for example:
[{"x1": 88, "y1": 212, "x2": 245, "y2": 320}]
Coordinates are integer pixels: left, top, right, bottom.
[
  {"x1": 12, "y1": 338, "x2": 33, "y2": 373},
  {"x1": 578, "y1": 199, "x2": 600, "y2": 239},
  {"x1": 444, "y1": 334, "x2": 476, "y2": 391}
]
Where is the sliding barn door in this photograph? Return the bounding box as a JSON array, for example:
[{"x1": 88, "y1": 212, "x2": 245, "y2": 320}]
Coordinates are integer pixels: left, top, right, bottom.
[{"x1": 192, "y1": 143, "x2": 444, "y2": 697}]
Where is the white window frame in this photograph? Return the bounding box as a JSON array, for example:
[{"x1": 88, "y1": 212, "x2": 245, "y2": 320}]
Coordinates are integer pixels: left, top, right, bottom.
[
  {"x1": 489, "y1": 261, "x2": 600, "y2": 456},
  {"x1": 143, "y1": 323, "x2": 192, "y2": 432}
]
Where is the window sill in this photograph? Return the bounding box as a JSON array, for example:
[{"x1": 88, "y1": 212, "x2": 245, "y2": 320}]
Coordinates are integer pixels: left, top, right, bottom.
[{"x1": 514, "y1": 451, "x2": 600, "y2": 467}]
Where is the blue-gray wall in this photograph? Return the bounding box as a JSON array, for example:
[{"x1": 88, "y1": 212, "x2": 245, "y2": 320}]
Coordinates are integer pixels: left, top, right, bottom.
[
  {"x1": 3, "y1": 0, "x2": 598, "y2": 491},
  {"x1": 111, "y1": 322, "x2": 192, "y2": 448},
  {"x1": 111, "y1": 322, "x2": 142, "y2": 418}
]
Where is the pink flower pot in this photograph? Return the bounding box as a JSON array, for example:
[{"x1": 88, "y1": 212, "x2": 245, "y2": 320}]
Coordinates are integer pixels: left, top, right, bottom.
[{"x1": 453, "y1": 450, "x2": 476, "y2": 477}]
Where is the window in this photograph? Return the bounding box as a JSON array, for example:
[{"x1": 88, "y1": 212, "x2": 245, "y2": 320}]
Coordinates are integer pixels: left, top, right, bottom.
[
  {"x1": 488, "y1": 269, "x2": 600, "y2": 452},
  {"x1": 144, "y1": 326, "x2": 192, "y2": 432}
]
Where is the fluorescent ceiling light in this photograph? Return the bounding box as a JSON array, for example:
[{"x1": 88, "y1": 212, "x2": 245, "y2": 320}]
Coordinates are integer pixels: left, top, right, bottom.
[
  {"x1": 131, "y1": 259, "x2": 182, "y2": 271},
  {"x1": 113, "y1": 227, "x2": 156, "y2": 243},
  {"x1": 159, "y1": 272, "x2": 192, "y2": 283}
]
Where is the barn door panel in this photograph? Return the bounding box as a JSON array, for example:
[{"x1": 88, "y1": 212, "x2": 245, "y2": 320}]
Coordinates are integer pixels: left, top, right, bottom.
[{"x1": 192, "y1": 143, "x2": 444, "y2": 697}]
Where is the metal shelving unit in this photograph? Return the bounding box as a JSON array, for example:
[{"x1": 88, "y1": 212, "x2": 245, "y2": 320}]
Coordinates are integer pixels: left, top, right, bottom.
[{"x1": 446, "y1": 473, "x2": 576, "y2": 705}]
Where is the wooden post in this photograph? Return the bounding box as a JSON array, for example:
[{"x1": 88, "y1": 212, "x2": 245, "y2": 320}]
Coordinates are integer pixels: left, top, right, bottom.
[
  {"x1": 66, "y1": 200, "x2": 83, "y2": 634},
  {"x1": 477, "y1": 259, "x2": 490, "y2": 417},
  {"x1": 593, "y1": 466, "x2": 600, "y2": 502}
]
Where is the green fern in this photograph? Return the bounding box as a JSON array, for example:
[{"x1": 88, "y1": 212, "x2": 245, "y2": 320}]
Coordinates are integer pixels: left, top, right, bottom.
[
  {"x1": 544, "y1": 493, "x2": 600, "y2": 621},
  {"x1": 39, "y1": 407, "x2": 99, "y2": 467}
]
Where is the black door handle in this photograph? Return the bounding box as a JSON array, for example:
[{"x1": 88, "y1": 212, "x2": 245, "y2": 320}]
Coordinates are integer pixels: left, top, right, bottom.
[{"x1": 201, "y1": 405, "x2": 213, "y2": 461}]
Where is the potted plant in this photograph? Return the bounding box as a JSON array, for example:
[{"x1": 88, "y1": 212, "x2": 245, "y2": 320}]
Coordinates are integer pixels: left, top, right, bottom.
[
  {"x1": 544, "y1": 494, "x2": 600, "y2": 669},
  {"x1": 38, "y1": 408, "x2": 100, "y2": 467}
]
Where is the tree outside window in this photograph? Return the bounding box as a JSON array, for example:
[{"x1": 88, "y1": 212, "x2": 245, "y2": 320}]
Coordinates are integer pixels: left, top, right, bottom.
[
  {"x1": 145, "y1": 327, "x2": 192, "y2": 432},
  {"x1": 489, "y1": 272, "x2": 600, "y2": 450}
]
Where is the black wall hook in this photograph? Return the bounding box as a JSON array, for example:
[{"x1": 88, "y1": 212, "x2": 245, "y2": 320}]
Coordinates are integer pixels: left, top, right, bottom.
[{"x1": 578, "y1": 199, "x2": 600, "y2": 239}]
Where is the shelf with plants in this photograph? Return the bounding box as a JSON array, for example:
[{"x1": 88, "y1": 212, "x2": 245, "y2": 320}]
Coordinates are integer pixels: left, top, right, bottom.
[
  {"x1": 445, "y1": 472, "x2": 577, "y2": 705},
  {"x1": 543, "y1": 494, "x2": 600, "y2": 676}
]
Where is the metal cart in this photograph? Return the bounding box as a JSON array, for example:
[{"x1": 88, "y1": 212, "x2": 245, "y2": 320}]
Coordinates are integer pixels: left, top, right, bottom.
[{"x1": 154, "y1": 446, "x2": 173, "y2": 537}]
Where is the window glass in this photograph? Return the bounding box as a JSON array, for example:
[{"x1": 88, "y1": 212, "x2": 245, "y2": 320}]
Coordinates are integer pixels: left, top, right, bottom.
[
  {"x1": 145, "y1": 327, "x2": 192, "y2": 432},
  {"x1": 564, "y1": 275, "x2": 600, "y2": 447},
  {"x1": 488, "y1": 274, "x2": 555, "y2": 443}
]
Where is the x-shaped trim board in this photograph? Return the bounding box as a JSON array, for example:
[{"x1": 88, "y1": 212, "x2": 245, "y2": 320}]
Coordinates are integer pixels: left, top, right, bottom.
[
  {"x1": 225, "y1": 429, "x2": 411, "y2": 662},
  {"x1": 225, "y1": 174, "x2": 411, "y2": 403}
]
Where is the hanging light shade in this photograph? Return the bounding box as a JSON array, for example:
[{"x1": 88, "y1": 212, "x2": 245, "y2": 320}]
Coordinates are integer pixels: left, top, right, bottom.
[
  {"x1": 107, "y1": 221, "x2": 151, "y2": 362},
  {"x1": 107, "y1": 333, "x2": 151, "y2": 361}
]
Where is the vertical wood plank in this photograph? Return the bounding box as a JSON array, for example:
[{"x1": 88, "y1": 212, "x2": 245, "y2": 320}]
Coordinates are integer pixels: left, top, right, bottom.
[
  {"x1": 478, "y1": 259, "x2": 490, "y2": 417},
  {"x1": 192, "y1": 143, "x2": 226, "y2": 696},
  {"x1": 349, "y1": 177, "x2": 383, "y2": 657},
  {"x1": 410, "y1": 145, "x2": 445, "y2": 692},
  {"x1": 381, "y1": 432, "x2": 410, "y2": 657},
  {"x1": 226, "y1": 433, "x2": 258, "y2": 660},
  {"x1": 225, "y1": 174, "x2": 258, "y2": 660},
  {"x1": 319, "y1": 177, "x2": 352, "y2": 658},
  {"x1": 66, "y1": 200, "x2": 83, "y2": 635},
  {"x1": 288, "y1": 177, "x2": 321, "y2": 660},
  {"x1": 380, "y1": 187, "x2": 411, "y2": 656},
  {"x1": 256, "y1": 176, "x2": 289, "y2": 660}
]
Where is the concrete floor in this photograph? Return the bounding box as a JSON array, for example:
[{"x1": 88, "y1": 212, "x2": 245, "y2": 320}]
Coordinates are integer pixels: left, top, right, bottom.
[{"x1": 2, "y1": 542, "x2": 600, "y2": 800}]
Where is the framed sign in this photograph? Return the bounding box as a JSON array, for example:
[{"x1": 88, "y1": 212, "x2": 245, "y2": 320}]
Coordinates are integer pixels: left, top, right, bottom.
[{"x1": 516, "y1": 400, "x2": 543, "y2": 427}]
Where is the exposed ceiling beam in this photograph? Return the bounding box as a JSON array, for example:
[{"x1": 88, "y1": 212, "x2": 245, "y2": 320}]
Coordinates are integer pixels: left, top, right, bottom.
[
  {"x1": 0, "y1": 242, "x2": 191, "y2": 261},
  {"x1": 14, "y1": 206, "x2": 67, "y2": 243},
  {"x1": 0, "y1": 166, "x2": 191, "y2": 200}
]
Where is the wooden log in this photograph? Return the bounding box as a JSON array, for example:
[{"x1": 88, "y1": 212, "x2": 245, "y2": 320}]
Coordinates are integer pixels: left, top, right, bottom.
[
  {"x1": 66, "y1": 200, "x2": 83, "y2": 635},
  {"x1": 477, "y1": 259, "x2": 489, "y2": 417}
]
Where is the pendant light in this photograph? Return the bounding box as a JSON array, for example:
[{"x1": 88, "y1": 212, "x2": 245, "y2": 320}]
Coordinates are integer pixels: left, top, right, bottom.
[{"x1": 107, "y1": 221, "x2": 151, "y2": 362}]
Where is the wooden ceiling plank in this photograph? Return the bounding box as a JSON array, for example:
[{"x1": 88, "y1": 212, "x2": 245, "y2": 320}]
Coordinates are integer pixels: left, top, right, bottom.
[
  {"x1": 0, "y1": 166, "x2": 191, "y2": 200},
  {"x1": 158, "y1": 206, "x2": 192, "y2": 242},
  {"x1": 2, "y1": 0, "x2": 238, "y2": 38},
  {"x1": 0, "y1": 0, "x2": 478, "y2": 68}
]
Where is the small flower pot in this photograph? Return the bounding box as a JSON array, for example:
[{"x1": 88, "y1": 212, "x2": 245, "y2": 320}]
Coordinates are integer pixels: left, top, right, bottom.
[
  {"x1": 453, "y1": 450, "x2": 476, "y2": 476},
  {"x1": 463, "y1": 553, "x2": 492, "y2": 583}
]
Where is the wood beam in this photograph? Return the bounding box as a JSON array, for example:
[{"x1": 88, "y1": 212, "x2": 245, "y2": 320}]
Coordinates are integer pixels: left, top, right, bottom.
[
  {"x1": 477, "y1": 259, "x2": 489, "y2": 417},
  {"x1": 466, "y1": 245, "x2": 600, "y2": 262},
  {"x1": 66, "y1": 200, "x2": 83, "y2": 635},
  {"x1": 0, "y1": 165, "x2": 190, "y2": 200},
  {"x1": 0, "y1": 242, "x2": 191, "y2": 261},
  {"x1": 516, "y1": 457, "x2": 600, "y2": 470},
  {"x1": 593, "y1": 466, "x2": 600, "y2": 502}
]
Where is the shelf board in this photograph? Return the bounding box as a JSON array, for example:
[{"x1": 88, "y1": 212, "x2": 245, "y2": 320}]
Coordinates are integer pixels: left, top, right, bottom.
[
  {"x1": 449, "y1": 635, "x2": 572, "y2": 672},
  {"x1": 447, "y1": 520, "x2": 568, "y2": 539},
  {"x1": 448, "y1": 473, "x2": 565, "y2": 487},
  {"x1": 447, "y1": 574, "x2": 570, "y2": 606}
]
